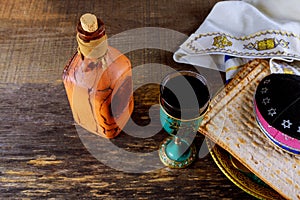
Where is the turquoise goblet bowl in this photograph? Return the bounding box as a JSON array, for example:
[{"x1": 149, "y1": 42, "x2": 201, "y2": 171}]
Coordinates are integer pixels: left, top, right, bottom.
[{"x1": 159, "y1": 105, "x2": 204, "y2": 135}]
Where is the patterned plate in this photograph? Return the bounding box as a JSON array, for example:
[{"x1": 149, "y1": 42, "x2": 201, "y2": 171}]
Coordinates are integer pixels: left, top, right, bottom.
[{"x1": 206, "y1": 139, "x2": 284, "y2": 200}]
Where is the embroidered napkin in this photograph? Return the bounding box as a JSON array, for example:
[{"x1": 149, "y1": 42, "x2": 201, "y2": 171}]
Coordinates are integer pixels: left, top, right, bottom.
[{"x1": 173, "y1": 0, "x2": 300, "y2": 81}]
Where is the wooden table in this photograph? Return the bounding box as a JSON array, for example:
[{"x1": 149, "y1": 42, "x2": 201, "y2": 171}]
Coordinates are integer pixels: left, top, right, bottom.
[{"x1": 0, "y1": 0, "x2": 257, "y2": 199}]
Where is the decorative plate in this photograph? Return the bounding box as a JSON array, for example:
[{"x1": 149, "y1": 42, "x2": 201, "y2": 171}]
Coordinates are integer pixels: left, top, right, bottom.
[{"x1": 206, "y1": 139, "x2": 284, "y2": 200}]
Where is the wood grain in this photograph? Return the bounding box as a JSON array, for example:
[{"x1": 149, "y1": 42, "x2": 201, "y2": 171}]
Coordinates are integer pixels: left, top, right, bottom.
[{"x1": 0, "y1": 0, "x2": 257, "y2": 199}]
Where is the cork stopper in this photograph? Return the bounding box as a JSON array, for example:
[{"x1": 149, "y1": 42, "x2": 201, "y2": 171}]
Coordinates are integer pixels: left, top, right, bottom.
[{"x1": 80, "y1": 13, "x2": 98, "y2": 32}]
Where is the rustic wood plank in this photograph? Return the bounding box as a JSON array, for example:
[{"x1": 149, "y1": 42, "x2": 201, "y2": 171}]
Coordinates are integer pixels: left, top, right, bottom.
[{"x1": 0, "y1": 0, "x2": 217, "y2": 84}]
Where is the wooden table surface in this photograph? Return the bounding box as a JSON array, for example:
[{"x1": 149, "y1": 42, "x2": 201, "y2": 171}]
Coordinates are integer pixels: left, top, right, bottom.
[{"x1": 0, "y1": 0, "x2": 259, "y2": 199}]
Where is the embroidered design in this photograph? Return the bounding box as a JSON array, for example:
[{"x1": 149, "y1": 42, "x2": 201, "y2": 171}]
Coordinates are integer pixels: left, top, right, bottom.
[
  {"x1": 262, "y1": 97, "x2": 270, "y2": 105},
  {"x1": 261, "y1": 87, "x2": 268, "y2": 94},
  {"x1": 244, "y1": 38, "x2": 289, "y2": 51},
  {"x1": 270, "y1": 61, "x2": 300, "y2": 75},
  {"x1": 263, "y1": 79, "x2": 271, "y2": 84},
  {"x1": 213, "y1": 36, "x2": 232, "y2": 49},
  {"x1": 282, "y1": 120, "x2": 292, "y2": 129},
  {"x1": 283, "y1": 68, "x2": 295, "y2": 74},
  {"x1": 268, "y1": 108, "x2": 276, "y2": 117},
  {"x1": 185, "y1": 30, "x2": 300, "y2": 58}
]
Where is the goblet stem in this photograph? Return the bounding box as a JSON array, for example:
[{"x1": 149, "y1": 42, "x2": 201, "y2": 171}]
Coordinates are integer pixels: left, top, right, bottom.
[
  {"x1": 174, "y1": 136, "x2": 181, "y2": 145},
  {"x1": 166, "y1": 136, "x2": 190, "y2": 161}
]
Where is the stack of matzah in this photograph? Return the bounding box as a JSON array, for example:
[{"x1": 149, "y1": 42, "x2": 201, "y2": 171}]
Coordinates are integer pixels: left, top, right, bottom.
[{"x1": 199, "y1": 59, "x2": 300, "y2": 199}]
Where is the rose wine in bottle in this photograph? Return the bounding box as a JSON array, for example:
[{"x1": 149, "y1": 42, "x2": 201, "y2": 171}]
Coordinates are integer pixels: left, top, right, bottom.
[{"x1": 63, "y1": 13, "x2": 133, "y2": 138}]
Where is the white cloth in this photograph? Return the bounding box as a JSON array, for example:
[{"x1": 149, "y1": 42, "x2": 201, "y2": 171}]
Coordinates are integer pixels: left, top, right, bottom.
[
  {"x1": 173, "y1": 0, "x2": 300, "y2": 78},
  {"x1": 270, "y1": 58, "x2": 300, "y2": 75}
]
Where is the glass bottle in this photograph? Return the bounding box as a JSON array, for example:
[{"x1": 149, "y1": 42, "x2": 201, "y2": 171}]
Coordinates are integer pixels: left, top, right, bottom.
[{"x1": 63, "y1": 13, "x2": 134, "y2": 138}]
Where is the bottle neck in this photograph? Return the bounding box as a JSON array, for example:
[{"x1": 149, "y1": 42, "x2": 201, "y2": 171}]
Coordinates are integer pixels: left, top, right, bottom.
[{"x1": 76, "y1": 18, "x2": 108, "y2": 59}]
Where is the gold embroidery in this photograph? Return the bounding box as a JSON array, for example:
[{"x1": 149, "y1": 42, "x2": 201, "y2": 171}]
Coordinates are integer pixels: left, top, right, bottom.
[
  {"x1": 186, "y1": 30, "x2": 298, "y2": 58},
  {"x1": 244, "y1": 38, "x2": 289, "y2": 51},
  {"x1": 213, "y1": 36, "x2": 232, "y2": 48},
  {"x1": 283, "y1": 68, "x2": 295, "y2": 74}
]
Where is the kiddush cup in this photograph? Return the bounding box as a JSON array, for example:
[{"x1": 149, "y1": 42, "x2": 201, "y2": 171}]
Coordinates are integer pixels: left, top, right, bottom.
[{"x1": 158, "y1": 70, "x2": 210, "y2": 168}]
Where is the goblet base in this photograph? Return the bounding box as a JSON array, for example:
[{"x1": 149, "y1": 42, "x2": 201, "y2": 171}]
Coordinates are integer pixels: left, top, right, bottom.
[{"x1": 158, "y1": 136, "x2": 197, "y2": 168}]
